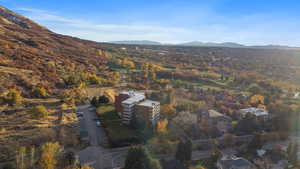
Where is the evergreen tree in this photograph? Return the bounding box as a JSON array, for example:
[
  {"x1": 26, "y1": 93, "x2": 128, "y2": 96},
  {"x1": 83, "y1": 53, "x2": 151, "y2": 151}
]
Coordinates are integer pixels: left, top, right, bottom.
[
  {"x1": 98, "y1": 95, "x2": 110, "y2": 104},
  {"x1": 124, "y1": 146, "x2": 160, "y2": 169},
  {"x1": 185, "y1": 140, "x2": 192, "y2": 162},
  {"x1": 175, "y1": 141, "x2": 186, "y2": 163},
  {"x1": 90, "y1": 96, "x2": 98, "y2": 107},
  {"x1": 175, "y1": 140, "x2": 193, "y2": 165}
]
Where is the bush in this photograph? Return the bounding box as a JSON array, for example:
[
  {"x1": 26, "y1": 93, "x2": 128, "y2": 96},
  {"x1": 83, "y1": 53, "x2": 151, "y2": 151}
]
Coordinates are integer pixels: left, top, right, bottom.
[
  {"x1": 33, "y1": 87, "x2": 48, "y2": 98},
  {"x1": 5, "y1": 89, "x2": 22, "y2": 106},
  {"x1": 32, "y1": 105, "x2": 49, "y2": 119}
]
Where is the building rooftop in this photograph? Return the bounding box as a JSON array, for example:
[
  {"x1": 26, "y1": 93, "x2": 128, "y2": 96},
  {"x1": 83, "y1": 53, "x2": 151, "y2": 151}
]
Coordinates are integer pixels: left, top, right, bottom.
[
  {"x1": 219, "y1": 156, "x2": 255, "y2": 169},
  {"x1": 138, "y1": 99, "x2": 160, "y2": 107},
  {"x1": 208, "y1": 109, "x2": 224, "y2": 118},
  {"x1": 240, "y1": 107, "x2": 268, "y2": 116},
  {"x1": 121, "y1": 90, "x2": 145, "y2": 105}
]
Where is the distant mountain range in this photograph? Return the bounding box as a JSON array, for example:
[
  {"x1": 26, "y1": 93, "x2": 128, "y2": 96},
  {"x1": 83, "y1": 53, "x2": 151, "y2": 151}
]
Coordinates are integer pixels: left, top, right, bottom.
[
  {"x1": 110, "y1": 40, "x2": 162, "y2": 45},
  {"x1": 109, "y1": 40, "x2": 299, "y2": 49}
]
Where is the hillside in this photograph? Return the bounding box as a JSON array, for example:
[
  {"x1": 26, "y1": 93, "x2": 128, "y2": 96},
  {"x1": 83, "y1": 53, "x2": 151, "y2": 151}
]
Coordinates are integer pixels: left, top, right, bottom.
[{"x1": 0, "y1": 6, "x2": 109, "y2": 94}]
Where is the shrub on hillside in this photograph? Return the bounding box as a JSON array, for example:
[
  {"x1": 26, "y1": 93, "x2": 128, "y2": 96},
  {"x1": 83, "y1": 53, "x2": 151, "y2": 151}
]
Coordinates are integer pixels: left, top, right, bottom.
[
  {"x1": 33, "y1": 87, "x2": 48, "y2": 98},
  {"x1": 5, "y1": 89, "x2": 22, "y2": 106},
  {"x1": 32, "y1": 105, "x2": 49, "y2": 119}
]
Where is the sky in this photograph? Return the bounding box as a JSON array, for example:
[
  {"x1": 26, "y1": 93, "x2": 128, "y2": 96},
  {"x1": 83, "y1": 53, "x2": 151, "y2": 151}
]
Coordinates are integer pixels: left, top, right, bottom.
[{"x1": 0, "y1": 0, "x2": 300, "y2": 46}]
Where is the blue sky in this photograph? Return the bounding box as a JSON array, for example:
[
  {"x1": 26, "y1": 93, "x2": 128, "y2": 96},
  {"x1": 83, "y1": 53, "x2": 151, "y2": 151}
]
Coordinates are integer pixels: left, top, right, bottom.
[{"x1": 1, "y1": 0, "x2": 300, "y2": 46}]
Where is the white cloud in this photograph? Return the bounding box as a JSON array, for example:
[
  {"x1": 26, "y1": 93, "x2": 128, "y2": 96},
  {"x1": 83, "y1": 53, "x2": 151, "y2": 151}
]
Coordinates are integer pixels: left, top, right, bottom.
[{"x1": 15, "y1": 7, "x2": 300, "y2": 46}]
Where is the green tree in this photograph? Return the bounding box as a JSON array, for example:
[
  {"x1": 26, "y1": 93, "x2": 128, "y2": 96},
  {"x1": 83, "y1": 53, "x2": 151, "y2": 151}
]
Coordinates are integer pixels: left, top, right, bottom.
[
  {"x1": 90, "y1": 96, "x2": 98, "y2": 107},
  {"x1": 98, "y1": 95, "x2": 110, "y2": 104},
  {"x1": 124, "y1": 146, "x2": 160, "y2": 169},
  {"x1": 247, "y1": 134, "x2": 263, "y2": 153},
  {"x1": 175, "y1": 140, "x2": 192, "y2": 164},
  {"x1": 32, "y1": 105, "x2": 49, "y2": 119}
]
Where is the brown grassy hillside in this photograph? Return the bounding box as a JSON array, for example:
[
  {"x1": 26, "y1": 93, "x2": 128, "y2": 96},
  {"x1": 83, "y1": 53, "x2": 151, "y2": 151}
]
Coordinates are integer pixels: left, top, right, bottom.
[{"x1": 0, "y1": 6, "x2": 110, "y2": 94}]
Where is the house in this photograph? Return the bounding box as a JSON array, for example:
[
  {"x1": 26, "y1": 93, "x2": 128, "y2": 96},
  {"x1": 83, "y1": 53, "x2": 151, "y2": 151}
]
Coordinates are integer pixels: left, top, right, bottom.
[
  {"x1": 217, "y1": 156, "x2": 256, "y2": 169},
  {"x1": 115, "y1": 90, "x2": 160, "y2": 125},
  {"x1": 199, "y1": 110, "x2": 232, "y2": 134},
  {"x1": 255, "y1": 150, "x2": 288, "y2": 169},
  {"x1": 239, "y1": 108, "x2": 270, "y2": 121}
]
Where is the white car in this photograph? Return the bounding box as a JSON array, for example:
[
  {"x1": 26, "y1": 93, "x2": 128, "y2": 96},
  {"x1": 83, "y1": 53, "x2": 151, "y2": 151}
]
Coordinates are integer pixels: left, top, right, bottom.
[
  {"x1": 77, "y1": 111, "x2": 83, "y2": 115},
  {"x1": 96, "y1": 121, "x2": 101, "y2": 127}
]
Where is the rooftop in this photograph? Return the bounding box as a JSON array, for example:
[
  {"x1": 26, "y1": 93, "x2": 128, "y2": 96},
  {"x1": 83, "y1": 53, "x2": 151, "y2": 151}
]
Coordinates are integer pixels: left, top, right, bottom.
[
  {"x1": 121, "y1": 90, "x2": 145, "y2": 105},
  {"x1": 240, "y1": 107, "x2": 268, "y2": 116},
  {"x1": 208, "y1": 109, "x2": 225, "y2": 118},
  {"x1": 138, "y1": 99, "x2": 160, "y2": 107},
  {"x1": 219, "y1": 156, "x2": 255, "y2": 169}
]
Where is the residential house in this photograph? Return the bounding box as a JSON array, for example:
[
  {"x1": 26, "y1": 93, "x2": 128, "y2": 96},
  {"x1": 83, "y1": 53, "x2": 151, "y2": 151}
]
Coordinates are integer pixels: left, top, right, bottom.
[
  {"x1": 217, "y1": 156, "x2": 256, "y2": 169},
  {"x1": 239, "y1": 107, "x2": 270, "y2": 121},
  {"x1": 199, "y1": 109, "x2": 232, "y2": 134}
]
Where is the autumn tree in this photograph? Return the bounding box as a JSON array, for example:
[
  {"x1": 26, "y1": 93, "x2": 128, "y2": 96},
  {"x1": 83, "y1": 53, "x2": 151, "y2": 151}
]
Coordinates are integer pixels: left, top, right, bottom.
[
  {"x1": 160, "y1": 104, "x2": 176, "y2": 120},
  {"x1": 16, "y1": 146, "x2": 26, "y2": 169},
  {"x1": 32, "y1": 105, "x2": 49, "y2": 119},
  {"x1": 249, "y1": 95, "x2": 264, "y2": 107},
  {"x1": 33, "y1": 87, "x2": 48, "y2": 98},
  {"x1": 5, "y1": 89, "x2": 22, "y2": 106},
  {"x1": 191, "y1": 164, "x2": 206, "y2": 169},
  {"x1": 156, "y1": 119, "x2": 168, "y2": 135},
  {"x1": 39, "y1": 142, "x2": 62, "y2": 169}
]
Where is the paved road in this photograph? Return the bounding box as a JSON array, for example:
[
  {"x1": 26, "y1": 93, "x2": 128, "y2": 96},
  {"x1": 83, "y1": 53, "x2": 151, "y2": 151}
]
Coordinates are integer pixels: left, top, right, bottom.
[{"x1": 77, "y1": 104, "x2": 126, "y2": 169}]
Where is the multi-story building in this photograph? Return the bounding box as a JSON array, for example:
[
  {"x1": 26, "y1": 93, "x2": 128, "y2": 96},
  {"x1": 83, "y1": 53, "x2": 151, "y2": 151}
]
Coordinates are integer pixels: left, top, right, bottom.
[
  {"x1": 135, "y1": 100, "x2": 160, "y2": 125},
  {"x1": 115, "y1": 90, "x2": 160, "y2": 125}
]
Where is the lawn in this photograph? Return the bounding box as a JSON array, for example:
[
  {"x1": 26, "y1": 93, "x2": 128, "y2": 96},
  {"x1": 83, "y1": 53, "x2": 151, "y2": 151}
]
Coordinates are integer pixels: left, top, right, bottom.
[{"x1": 96, "y1": 105, "x2": 139, "y2": 147}]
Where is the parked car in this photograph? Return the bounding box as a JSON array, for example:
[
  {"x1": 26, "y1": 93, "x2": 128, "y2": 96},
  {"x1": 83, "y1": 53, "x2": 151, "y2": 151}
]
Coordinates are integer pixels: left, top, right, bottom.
[{"x1": 96, "y1": 121, "x2": 101, "y2": 127}]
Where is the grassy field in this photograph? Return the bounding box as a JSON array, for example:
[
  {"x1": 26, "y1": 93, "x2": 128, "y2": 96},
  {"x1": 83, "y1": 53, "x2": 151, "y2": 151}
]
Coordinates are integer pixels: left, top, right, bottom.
[{"x1": 96, "y1": 105, "x2": 138, "y2": 147}]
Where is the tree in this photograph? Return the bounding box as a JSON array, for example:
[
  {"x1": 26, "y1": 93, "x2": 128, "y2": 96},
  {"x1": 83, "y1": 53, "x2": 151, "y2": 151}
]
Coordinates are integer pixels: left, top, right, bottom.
[
  {"x1": 33, "y1": 87, "x2": 48, "y2": 98},
  {"x1": 175, "y1": 140, "x2": 192, "y2": 164},
  {"x1": 32, "y1": 105, "x2": 49, "y2": 119},
  {"x1": 124, "y1": 146, "x2": 160, "y2": 169},
  {"x1": 288, "y1": 142, "x2": 298, "y2": 166},
  {"x1": 98, "y1": 95, "x2": 110, "y2": 104},
  {"x1": 249, "y1": 95, "x2": 264, "y2": 107},
  {"x1": 16, "y1": 146, "x2": 26, "y2": 169},
  {"x1": 39, "y1": 142, "x2": 62, "y2": 169},
  {"x1": 191, "y1": 164, "x2": 206, "y2": 169},
  {"x1": 5, "y1": 89, "x2": 22, "y2": 106},
  {"x1": 247, "y1": 133, "x2": 263, "y2": 152},
  {"x1": 156, "y1": 120, "x2": 168, "y2": 135},
  {"x1": 223, "y1": 133, "x2": 235, "y2": 148},
  {"x1": 160, "y1": 104, "x2": 176, "y2": 120},
  {"x1": 90, "y1": 96, "x2": 98, "y2": 107}
]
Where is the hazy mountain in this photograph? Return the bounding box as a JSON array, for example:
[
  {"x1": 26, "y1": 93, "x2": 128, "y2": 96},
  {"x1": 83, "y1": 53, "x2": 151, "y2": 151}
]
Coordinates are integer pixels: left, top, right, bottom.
[
  {"x1": 178, "y1": 41, "x2": 246, "y2": 48},
  {"x1": 109, "y1": 40, "x2": 162, "y2": 45}
]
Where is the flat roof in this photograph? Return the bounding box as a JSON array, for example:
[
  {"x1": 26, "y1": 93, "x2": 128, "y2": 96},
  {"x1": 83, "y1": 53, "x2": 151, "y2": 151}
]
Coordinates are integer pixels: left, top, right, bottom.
[
  {"x1": 138, "y1": 99, "x2": 160, "y2": 107},
  {"x1": 122, "y1": 94, "x2": 145, "y2": 105},
  {"x1": 240, "y1": 107, "x2": 268, "y2": 116}
]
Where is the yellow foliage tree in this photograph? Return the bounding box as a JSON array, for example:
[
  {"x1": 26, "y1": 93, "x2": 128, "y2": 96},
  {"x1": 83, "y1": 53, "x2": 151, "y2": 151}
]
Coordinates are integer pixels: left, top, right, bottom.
[
  {"x1": 192, "y1": 165, "x2": 206, "y2": 169},
  {"x1": 39, "y1": 142, "x2": 62, "y2": 169},
  {"x1": 157, "y1": 119, "x2": 168, "y2": 134},
  {"x1": 250, "y1": 94, "x2": 264, "y2": 106},
  {"x1": 160, "y1": 104, "x2": 176, "y2": 119}
]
